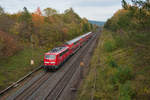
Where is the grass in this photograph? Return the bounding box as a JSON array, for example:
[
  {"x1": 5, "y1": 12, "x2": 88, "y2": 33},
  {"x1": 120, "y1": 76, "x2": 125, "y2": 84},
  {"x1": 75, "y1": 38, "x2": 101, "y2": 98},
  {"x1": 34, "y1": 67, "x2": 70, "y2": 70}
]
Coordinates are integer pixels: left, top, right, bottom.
[
  {"x1": 77, "y1": 29, "x2": 150, "y2": 100},
  {"x1": 0, "y1": 46, "x2": 46, "y2": 91}
]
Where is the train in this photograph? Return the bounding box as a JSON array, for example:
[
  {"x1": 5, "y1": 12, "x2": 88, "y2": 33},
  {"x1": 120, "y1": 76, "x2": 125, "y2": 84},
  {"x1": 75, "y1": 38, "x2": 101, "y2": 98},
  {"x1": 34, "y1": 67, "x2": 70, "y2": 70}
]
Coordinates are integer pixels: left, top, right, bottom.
[{"x1": 43, "y1": 32, "x2": 93, "y2": 70}]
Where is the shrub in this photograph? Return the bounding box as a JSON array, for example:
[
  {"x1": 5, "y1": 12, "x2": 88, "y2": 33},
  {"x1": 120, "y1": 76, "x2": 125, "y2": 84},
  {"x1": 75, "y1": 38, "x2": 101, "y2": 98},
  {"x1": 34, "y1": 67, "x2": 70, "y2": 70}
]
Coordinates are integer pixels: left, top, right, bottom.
[
  {"x1": 104, "y1": 40, "x2": 116, "y2": 52},
  {"x1": 111, "y1": 66, "x2": 133, "y2": 84},
  {"x1": 118, "y1": 81, "x2": 135, "y2": 100},
  {"x1": 107, "y1": 56, "x2": 118, "y2": 68},
  {"x1": 114, "y1": 36, "x2": 125, "y2": 48}
]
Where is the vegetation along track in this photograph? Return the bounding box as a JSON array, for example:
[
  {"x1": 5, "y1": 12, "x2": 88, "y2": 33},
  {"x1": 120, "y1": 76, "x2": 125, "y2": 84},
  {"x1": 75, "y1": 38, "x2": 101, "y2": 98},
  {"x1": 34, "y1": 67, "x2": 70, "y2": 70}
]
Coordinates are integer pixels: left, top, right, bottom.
[{"x1": 6, "y1": 31, "x2": 100, "y2": 100}]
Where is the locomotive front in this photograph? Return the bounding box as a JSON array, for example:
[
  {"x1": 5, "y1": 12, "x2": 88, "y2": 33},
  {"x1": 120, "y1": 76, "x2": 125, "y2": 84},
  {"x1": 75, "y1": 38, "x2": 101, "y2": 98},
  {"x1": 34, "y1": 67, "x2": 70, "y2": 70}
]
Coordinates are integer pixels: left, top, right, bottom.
[{"x1": 43, "y1": 52, "x2": 58, "y2": 70}]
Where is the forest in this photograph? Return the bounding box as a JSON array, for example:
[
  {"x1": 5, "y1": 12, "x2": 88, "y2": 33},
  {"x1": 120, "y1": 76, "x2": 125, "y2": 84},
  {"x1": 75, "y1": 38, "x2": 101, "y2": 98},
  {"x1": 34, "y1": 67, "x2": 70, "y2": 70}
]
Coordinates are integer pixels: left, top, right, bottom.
[
  {"x1": 0, "y1": 6, "x2": 93, "y2": 90},
  {"x1": 104, "y1": 0, "x2": 150, "y2": 70},
  {"x1": 0, "y1": 7, "x2": 93, "y2": 59},
  {"x1": 78, "y1": 0, "x2": 150, "y2": 100}
]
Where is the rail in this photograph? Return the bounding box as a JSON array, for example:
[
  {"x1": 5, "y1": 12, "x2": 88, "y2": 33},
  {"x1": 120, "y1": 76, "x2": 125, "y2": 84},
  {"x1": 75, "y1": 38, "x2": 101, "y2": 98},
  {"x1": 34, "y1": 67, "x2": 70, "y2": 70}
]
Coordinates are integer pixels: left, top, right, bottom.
[{"x1": 0, "y1": 65, "x2": 42, "y2": 96}]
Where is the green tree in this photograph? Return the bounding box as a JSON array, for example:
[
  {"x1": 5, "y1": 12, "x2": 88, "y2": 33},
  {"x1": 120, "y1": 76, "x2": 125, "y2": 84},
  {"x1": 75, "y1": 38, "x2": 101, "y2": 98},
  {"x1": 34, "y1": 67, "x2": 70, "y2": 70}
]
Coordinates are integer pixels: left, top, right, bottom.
[
  {"x1": 122, "y1": 0, "x2": 128, "y2": 9},
  {"x1": 18, "y1": 7, "x2": 33, "y2": 42},
  {"x1": 19, "y1": 7, "x2": 32, "y2": 24},
  {"x1": 43, "y1": 8, "x2": 57, "y2": 17},
  {"x1": 0, "y1": 6, "x2": 4, "y2": 15}
]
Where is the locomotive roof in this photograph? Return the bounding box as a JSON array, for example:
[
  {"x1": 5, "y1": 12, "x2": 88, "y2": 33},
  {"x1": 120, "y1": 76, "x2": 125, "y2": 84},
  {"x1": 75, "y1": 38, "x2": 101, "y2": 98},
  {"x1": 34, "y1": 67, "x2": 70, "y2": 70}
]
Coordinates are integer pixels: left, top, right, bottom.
[
  {"x1": 65, "y1": 32, "x2": 92, "y2": 45},
  {"x1": 47, "y1": 46, "x2": 68, "y2": 54}
]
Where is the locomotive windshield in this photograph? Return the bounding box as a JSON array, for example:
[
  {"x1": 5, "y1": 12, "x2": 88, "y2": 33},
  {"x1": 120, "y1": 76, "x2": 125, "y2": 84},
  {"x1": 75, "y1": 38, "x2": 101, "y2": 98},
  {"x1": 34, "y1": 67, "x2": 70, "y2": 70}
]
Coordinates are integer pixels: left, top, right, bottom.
[{"x1": 45, "y1": 55, "x2": 56, "y2": 60}]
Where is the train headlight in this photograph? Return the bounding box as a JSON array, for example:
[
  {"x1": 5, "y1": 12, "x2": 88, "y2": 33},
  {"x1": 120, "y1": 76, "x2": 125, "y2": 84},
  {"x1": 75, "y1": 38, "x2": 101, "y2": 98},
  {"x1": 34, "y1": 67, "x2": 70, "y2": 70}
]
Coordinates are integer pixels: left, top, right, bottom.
[
  {"x1": 50, "y1": 62, "x2": 55, "y2": 64},
  {"x1": 45, "y1": 62, "x2": 49, "y2": 64}
]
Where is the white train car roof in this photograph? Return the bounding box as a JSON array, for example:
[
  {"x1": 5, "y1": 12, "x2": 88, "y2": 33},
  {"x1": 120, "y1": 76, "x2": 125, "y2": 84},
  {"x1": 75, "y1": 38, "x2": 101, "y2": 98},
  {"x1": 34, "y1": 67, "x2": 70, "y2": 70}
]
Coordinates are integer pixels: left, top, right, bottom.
[
  {"x1": 45, "y1": 46, "x2": 68, "y2": 55},
  {"x1": 65, "y1": 32, "x2": 92, "y2": 45}
]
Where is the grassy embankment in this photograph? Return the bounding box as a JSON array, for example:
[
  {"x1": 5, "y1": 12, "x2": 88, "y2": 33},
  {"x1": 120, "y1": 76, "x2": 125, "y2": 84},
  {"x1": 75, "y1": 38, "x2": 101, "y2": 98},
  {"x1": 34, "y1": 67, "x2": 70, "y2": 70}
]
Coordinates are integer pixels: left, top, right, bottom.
[
  {"x1": 77, "y1": 29, "x2": 150, "y2": 100},
  {"x1": 0, "y1": 47, "x2": 45, "y2": 91}
]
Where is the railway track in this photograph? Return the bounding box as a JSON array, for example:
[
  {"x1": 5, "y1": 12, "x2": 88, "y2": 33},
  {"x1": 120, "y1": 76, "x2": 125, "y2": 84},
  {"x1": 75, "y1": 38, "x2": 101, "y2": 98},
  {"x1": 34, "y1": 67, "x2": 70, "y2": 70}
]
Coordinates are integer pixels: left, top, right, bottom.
[
  {"x1": 58, "y1": 31, "x2": 100, "y2": 100},
  {"x1": 45, "y1": 34, "x2": 97, "y2": 100},
  {"x1": 0, "y1": 66, "x2": 42, "y2": 98},
  {"x1": 45, "y1": 33, "x2": 98, "y2": 100},
  {"x1": 5, "y1": 31, "x2": 99, "y2": 100},
  {"x1": 14, "y1": 73, "x2": 51, "y2": 100}
]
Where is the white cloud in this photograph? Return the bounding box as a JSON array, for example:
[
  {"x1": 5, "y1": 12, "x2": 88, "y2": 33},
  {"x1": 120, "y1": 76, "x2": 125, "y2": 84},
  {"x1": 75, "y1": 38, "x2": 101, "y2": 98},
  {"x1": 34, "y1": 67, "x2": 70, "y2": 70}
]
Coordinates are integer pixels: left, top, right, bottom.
[
  {"x1": 0, "y1": 0, "x2": 126, "y2": 21},
  {"x1": 74, "y1": 5, "x2": 121, "y2": 21}
]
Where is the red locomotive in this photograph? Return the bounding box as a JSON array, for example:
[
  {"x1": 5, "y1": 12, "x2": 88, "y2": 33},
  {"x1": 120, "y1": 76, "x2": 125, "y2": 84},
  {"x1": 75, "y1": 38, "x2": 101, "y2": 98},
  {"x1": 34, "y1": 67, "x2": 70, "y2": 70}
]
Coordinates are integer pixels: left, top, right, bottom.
[{"x1": 43, "y1": 32, "x2": 92, "y2": 70}]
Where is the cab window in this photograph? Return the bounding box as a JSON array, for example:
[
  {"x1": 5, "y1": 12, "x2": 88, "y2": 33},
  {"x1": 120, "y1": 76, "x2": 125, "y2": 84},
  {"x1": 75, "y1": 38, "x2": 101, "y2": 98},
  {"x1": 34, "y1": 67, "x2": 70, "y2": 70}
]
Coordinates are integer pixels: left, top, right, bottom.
[{"x1": 45, "y1": 55, "x2": 56, "y2": 60}]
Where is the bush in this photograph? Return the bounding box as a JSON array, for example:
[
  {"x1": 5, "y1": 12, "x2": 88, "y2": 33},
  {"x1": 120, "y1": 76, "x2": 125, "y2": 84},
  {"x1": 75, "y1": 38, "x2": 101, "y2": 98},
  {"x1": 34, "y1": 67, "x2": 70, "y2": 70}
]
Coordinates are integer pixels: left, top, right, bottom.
[
  {"x1": 107, "y1": 56, "x2": 118, "y2": 68},
  {"x1": 114, "y1": 36, "x2": 126, "y2": 48},
  {"x1": 104, "y1": 40, "x2": 116, "y2": 52},
  {"x1": 111, "y1": 66, "x2": 133, "y2": 84},
  {"x1": 118, "y1": 81, "x2": 135, "y2": 100}
]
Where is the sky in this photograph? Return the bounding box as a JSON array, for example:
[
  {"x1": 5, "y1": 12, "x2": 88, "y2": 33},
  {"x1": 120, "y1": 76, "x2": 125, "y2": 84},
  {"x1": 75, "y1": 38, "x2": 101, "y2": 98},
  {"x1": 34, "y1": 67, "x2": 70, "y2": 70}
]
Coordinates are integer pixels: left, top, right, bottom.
[{"x1": 0, "y1": 0, "x2": 131, "y2": 21}]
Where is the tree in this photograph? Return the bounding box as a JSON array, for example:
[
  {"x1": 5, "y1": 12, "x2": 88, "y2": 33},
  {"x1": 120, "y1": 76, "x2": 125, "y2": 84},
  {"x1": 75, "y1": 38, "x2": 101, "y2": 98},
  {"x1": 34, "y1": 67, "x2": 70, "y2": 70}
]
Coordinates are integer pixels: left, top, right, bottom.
[
  {"x1": 32, "y1": 7, "x2": 44, "y2": 26},
  {"x1": 18, "y1": 7, "x2": 33, "y2": 41},
  {"x1": 0, "y1": 30, "x2": 21, "y2": 57},
  {"x1": 143, "y1": 0, "x2": 150, "y2": 10},
  {"x1": 122, "y1": 0, "x2": 128, "y2": 9},
  {"x1": 64, "y1": 8, "x2": 74, "y2": 14},
  {"x1": 35, "y1": 7, "x2": 42, "y2": 15},
  {"x1": 81, "y1": 18, "x2": 90, "y2": 32},
  {"x1": 43, "y1": 8, "x2": 57, "y2": 17},
  {"x1": 63, "y1": 8, "x2": 81, "y2": 24},
  {"x1": 19, "y1": 7, "x2": 32, "y2": 24},
  {"x1": 0, "y1": 6, "x2": 4, "y2": 15}
]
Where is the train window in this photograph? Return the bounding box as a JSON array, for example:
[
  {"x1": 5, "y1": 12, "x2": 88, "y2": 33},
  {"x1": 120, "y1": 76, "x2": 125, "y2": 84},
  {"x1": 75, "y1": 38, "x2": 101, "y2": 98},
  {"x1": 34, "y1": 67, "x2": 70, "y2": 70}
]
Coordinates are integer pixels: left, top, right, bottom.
[
  {"x1": 64, "y1": 49, "x2": 68, "y2": 54},
  {"x1": 60, "y1": 51, "x2": 65, "y2": 56},
  {"x1": 60, "y1": 49, "x2": 69, "y2": 57},
  {"x1": 45, "y1": 55, "x2": 56, "y2": 60},
  {"x1": 66, "y1": 49, "x2": 69, "y2": 52},
  {"x1": 74, "y1": 41, "x2": 78, "y2": 45},
  {"x1": 60, "y1": 52, "x2": 63, "y2": 57}
]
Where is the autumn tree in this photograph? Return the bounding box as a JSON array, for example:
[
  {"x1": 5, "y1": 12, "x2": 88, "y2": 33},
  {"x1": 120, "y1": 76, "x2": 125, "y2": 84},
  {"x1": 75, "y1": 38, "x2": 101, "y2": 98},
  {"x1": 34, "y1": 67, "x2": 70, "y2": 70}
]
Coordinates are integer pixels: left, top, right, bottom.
[
  {"x1": 0, "y1": 15, "x2": 16, "y2": 33},
  {"x1": 32, "y1": 7, "x2": 44, "y2": 26},
  {"x1": 31, "y1": 7, "x2": 45, "y2": 46},
  {"x1": 0, "y1": 6, "x2": 92, "y2": 51},
  {"x1": 0, "y1": 30, "x2": 21, "y2": 58}
]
